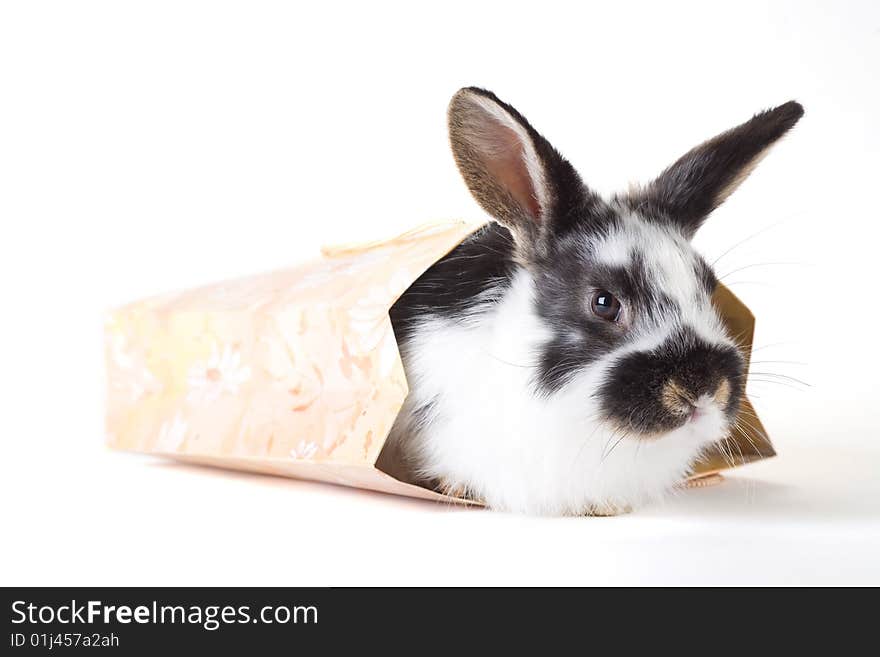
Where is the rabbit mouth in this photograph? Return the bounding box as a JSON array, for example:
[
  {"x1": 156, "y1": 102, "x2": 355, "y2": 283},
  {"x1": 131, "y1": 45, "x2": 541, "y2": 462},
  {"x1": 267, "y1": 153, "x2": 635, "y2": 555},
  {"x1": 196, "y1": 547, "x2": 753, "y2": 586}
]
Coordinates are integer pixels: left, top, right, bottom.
[{"x1": 601, "y1": 398, "x2": 734, "y2": 446}]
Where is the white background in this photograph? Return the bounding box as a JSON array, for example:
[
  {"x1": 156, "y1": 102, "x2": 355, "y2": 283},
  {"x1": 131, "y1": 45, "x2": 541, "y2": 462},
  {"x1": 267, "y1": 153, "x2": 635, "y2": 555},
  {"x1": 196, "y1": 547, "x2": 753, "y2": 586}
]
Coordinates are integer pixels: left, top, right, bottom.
[{"x1": 2, "y1": 1, "x2": 879, "y2": 585}]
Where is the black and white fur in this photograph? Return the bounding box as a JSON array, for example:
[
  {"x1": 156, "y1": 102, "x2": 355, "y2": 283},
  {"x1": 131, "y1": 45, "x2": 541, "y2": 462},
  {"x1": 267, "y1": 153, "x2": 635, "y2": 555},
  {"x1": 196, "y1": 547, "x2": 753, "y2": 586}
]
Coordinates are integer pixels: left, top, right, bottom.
[{"x1": 387, "y1": 88, "x2": 803, "y2": 515}]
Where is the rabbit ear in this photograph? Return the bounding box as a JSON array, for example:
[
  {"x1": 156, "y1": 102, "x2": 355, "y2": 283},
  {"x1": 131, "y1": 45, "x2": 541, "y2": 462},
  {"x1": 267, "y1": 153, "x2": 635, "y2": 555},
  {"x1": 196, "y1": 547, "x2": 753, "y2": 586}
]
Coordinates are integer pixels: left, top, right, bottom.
[
  {"x1": 637, "y1": 101, "x2": 804, "y2": 238},
  {"x1": 448, "y1": 87, "x2": 593, "y2": 251}
]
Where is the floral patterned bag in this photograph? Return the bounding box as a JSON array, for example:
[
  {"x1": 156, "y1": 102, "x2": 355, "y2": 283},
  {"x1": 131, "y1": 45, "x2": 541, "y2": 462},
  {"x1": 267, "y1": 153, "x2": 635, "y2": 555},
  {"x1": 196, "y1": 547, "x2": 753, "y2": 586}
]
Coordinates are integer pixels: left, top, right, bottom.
[{"x1": 106, "y1": 221, "x2": 773, "y2": 504}]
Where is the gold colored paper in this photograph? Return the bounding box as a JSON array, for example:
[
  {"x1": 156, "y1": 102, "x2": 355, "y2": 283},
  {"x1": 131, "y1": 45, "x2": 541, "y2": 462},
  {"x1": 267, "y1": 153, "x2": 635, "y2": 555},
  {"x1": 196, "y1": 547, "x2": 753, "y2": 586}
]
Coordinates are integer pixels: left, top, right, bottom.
[{"x1": 106, "y1": 221, "x2": 772, "y2": 505}]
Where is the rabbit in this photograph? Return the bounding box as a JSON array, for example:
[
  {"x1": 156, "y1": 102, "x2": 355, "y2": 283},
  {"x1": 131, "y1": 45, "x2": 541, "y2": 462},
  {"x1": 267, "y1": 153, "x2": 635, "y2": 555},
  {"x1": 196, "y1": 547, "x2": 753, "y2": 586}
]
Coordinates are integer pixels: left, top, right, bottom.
[{"x1": 386, "y1": 87, "x2": 803, "y2": 515}]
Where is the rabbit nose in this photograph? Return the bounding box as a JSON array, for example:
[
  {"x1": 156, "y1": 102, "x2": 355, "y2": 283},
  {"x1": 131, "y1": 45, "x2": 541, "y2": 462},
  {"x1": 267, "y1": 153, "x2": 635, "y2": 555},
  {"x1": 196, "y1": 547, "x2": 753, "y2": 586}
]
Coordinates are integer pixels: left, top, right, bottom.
[
  {"x1": 661, "y1": 380, "x2": 697, "y2": 416},
  {"x1": 712, "y1": 378, "x2": 732, "y2": 408},
  {"x1": 662, "y1": 378, "x2": 732, "y2": 417}
]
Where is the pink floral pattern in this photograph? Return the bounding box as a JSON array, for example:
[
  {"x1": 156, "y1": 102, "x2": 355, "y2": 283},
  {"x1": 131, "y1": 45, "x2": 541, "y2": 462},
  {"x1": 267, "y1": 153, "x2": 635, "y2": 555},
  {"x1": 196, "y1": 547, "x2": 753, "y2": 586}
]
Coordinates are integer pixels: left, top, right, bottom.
[
  {"x1": 105, "y1": 221, "x2": 486, "y2": 502},
  {"x1": 187, "y1": 344, "x2": 252, "y2": 404}
]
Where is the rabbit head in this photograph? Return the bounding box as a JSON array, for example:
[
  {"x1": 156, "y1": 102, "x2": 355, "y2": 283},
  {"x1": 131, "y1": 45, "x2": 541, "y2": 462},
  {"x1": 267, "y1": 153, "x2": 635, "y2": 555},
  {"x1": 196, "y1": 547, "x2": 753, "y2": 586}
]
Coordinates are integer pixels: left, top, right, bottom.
[{"x1": 447, "y1": 88, "x2": 802, "y2": 449}]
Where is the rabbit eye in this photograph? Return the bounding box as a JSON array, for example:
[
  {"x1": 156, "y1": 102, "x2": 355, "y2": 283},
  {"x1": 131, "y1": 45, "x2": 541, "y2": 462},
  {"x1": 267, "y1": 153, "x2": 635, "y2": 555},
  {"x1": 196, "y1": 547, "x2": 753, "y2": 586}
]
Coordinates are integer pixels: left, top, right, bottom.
[{"x1": 591, "y1": 291, "x2": 622, "y2": 322}]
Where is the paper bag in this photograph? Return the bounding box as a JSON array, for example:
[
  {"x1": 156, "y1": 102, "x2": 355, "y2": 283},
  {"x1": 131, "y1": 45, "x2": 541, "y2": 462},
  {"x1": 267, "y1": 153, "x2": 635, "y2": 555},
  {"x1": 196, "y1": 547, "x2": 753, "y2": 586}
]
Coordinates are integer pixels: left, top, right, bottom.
[{"x1": 105, "y1": 221, "x2": 774, "y2": 505}]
